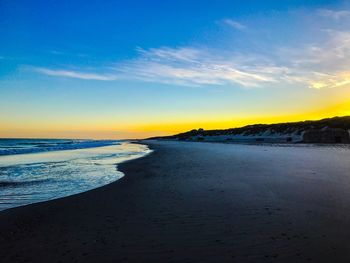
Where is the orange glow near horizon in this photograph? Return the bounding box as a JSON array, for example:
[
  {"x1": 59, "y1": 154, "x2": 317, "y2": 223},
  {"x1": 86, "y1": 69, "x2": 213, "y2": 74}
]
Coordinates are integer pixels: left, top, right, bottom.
[
  {"x1": 2, "y1": 97, "x2": 350, "y2": 139},
  {"x1": 2, "y1": 113, "x2": 350, "y2": 140}
]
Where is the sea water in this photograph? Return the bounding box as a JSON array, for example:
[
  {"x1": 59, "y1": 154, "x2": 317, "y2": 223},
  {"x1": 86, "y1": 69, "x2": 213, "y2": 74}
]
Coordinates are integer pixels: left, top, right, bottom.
[{"x1": 0, "y1": 139, "x2": 151, "y2": 211}]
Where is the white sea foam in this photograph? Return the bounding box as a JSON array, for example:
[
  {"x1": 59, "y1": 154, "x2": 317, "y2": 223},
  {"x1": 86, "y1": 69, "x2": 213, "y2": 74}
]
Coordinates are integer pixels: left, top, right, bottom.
[{"x1": 0, "y1": 141, "x2": 151, "y2": 211}]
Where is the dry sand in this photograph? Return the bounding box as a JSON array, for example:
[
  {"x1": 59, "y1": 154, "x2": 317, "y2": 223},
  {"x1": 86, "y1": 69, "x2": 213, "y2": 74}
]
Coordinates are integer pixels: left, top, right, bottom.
[{"x1": 1, "y1": 140, "x2": 350, "y2": 262}]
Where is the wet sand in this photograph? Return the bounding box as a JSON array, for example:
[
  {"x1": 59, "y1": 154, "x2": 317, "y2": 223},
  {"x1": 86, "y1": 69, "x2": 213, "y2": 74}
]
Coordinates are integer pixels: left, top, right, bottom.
[{"x1": 1, "y1": 140, "x2": 350, "y2": 262}]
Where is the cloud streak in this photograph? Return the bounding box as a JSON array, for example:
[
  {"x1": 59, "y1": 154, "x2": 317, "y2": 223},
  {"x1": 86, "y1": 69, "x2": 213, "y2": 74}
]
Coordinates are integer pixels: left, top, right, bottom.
[
  {"x1": 31, "y1": 8, "x2": 350, "y2": 90},
  {"x1": 33, "y1": 67, "x2": 117, "y2": 81},
  {"x1": 115, "y1": 25, "x2": 350, "y2": 89},
  {"x1": 114, "y1": 8, "x2": 350, "y2": 90},
  {"x1": 318, "y1": 9, "x2": 350, "y2": 19},
  {"x1": 222, "y1": 19, "x2": 247, "y2": 31},
  {"x1": 116, "y1": 47, "x2": 281, "y2": 87}
]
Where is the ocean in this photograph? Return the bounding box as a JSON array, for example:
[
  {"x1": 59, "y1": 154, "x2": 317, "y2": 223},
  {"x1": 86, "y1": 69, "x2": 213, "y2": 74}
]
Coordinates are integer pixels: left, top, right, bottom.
[{"x1": 0, "y1": 139, "x2": 151, "y2": 211}]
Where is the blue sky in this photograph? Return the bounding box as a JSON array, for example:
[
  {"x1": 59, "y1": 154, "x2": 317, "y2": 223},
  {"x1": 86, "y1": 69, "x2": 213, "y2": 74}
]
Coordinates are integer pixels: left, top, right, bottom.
[{"x1": 1, "y1": 0, "x2": 350, "y2": 138}]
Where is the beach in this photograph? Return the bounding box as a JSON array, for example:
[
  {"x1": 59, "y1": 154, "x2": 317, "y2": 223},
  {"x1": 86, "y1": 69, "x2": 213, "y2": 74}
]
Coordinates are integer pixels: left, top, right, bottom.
[{"x1": 1, "y1": 140, "x2": 350, "y2": 262}]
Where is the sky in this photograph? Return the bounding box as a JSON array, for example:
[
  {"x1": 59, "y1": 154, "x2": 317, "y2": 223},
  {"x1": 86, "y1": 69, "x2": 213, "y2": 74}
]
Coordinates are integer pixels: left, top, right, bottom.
[{"x1": 1, "y1": 0, "x2": 350, "y2": 139}]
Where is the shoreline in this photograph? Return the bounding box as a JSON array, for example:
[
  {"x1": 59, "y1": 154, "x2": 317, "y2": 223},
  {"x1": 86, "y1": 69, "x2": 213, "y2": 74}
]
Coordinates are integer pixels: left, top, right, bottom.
[
  {"x1": 1, "y1": 140, "x2": 350, "y2": 262},
  {"x1": 0, "y1": 141, "x2": 150, "y2": 211}
]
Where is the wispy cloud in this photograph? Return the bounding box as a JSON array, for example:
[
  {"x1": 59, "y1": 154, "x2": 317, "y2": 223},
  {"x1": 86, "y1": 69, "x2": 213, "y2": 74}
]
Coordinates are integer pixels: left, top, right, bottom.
[
  {"x1": 222, "y1": 19, "x2": 247, "y2": 31},
  {"x1": 113, "y1": 9, "x2": 350, "y2": 90},
  {"x1": 116, "y1": 47, "x2": 282, "y2": 87},
  {"x1": 281, "y1": 30, "x2": 350, "y2": 89},
  {"x1": 31, "y1": 8, "x2": 350, "y2": 89},
  {"x1": 33, "y1": 67, "x2": 117, "y2": 81},
  {"x1": 318, "y1": 9, "x2": 350, "y2": 19}
]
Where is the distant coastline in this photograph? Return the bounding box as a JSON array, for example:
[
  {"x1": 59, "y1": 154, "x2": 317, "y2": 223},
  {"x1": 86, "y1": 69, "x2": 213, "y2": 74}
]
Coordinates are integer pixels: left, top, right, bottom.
[{"x1": 150, "y1": 116, "x2": 350, "y2": 144}]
